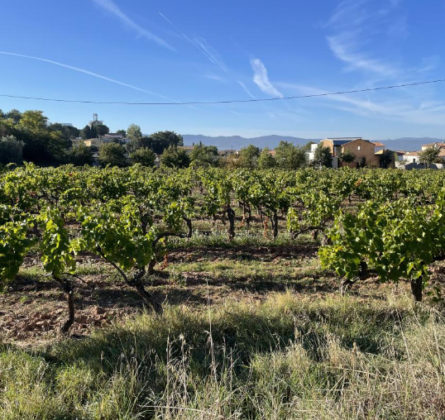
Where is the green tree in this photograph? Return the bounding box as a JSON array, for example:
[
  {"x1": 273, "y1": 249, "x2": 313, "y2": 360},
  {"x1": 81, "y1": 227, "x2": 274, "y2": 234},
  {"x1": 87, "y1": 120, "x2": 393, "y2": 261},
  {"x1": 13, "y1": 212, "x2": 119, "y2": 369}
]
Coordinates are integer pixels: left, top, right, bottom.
[
  {"x1": 379, "y1": 150, "x2": 395, "y2": 168},
  {"x1": 127, "y1": 124, "x2": 143, "y2": 143},
  {"x1": 258, "y1": 148, "x2": 276, "y2": 169},
  {"x1": 94, "y1": 124, "x2": 109, "y2": 137},
  {"x1": 274, "y1": 141, "x2": 307, "y2": 169},
  {"x1": 5, "y1": 109, "x2": 22, "y2": 124},
  {"x1": 190, "y1": 143, "x2": 219, "y2": 167},
  {"x1": 81, "y1": 123, "x2": 109, "y2": 139},
  {"x1": 0, "y1": 135, "x2": 23, "y2": 164},
  {"x1": 49, "y1": 123, "x2": 79, "y2": 141},
  {"x1": 341, "y1": 151, "x2": 355, "y2": 164},
  {"x1": 419, "y1": 147, "x2": 440, "y2": 168},
  {"x1": 80, "y1": 125, "x2": 94, "y2": 139},
  {"x1": 149, "y1": 131, "x2": 183, "y2": 154},
  {"x1": 69, "y1": 143, "x2": 94, "y2": 166},
  {"x1": 312, "y1": 144, "x2": 332, "y2": 168},
  {"x1": 99, "y1": 143, "x2": 127, "y2": 167},
  {"x1": 130, "y1": 147, "x2": 156, "y2": 167},
  {"x1": 160, "y1": 146, "x2": 190, "y2": 168},
  {"x1": 238, "y1": 145, "x2": 260, "y2": 168},
  {"x1": 18, "y1": 110, "x2": 48, "y2": 133}
]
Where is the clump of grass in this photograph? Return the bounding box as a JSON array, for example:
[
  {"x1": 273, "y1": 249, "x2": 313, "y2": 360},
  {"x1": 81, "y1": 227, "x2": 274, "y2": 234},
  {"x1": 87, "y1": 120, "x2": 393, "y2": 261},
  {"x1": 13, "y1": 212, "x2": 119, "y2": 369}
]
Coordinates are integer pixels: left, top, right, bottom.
[{"x1": 0, "y1": 293, "x2": 443, "y2": 419}]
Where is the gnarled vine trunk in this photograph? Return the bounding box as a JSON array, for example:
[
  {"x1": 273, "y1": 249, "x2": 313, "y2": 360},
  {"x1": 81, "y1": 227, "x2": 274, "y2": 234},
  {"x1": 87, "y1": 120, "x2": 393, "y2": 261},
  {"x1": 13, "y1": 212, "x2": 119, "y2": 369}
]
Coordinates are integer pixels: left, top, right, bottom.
[
  {"x1": 227, "y1": 205, "x2": 235, "y2": 240},
  {"x1": 55, "y1": 276, "x2": 75, "y2": 334},
  {"x1": 410, "y1": 277, "x2": 423, "y2": 302}
]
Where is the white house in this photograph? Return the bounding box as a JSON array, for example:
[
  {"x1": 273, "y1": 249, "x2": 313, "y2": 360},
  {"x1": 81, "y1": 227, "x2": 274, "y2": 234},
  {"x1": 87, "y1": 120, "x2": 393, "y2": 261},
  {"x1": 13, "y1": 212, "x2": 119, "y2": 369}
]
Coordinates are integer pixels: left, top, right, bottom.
[
  {"x1": 306, "y1": 143, "x2": 319, "y2": 162},
  {"x1": 402, "y1": 151, "x2": 420, "y2": 164}
]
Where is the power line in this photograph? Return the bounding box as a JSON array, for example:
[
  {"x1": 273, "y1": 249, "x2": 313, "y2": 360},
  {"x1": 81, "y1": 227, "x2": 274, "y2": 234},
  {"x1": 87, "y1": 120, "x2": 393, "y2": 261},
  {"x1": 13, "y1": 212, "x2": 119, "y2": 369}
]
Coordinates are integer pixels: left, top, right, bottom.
[{"x1": 0, "y1": 78, "x2": 444, "y2": 106}]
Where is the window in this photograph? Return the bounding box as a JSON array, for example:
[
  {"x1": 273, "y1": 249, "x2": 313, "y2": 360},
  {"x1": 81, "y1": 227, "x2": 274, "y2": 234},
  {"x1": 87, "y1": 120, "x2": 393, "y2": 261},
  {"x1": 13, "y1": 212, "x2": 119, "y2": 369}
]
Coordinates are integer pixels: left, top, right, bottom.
[{"x1": 357, "y1": 146, "x2": 361, "y2": 151}]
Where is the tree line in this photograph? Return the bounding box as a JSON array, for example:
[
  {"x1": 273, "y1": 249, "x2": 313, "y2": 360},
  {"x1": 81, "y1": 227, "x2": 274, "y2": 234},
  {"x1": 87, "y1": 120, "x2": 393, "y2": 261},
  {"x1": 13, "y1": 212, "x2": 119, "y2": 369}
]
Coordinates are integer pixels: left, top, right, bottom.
[{"x1": 0, "y1": 109, "x2": 336, "y2": 169}]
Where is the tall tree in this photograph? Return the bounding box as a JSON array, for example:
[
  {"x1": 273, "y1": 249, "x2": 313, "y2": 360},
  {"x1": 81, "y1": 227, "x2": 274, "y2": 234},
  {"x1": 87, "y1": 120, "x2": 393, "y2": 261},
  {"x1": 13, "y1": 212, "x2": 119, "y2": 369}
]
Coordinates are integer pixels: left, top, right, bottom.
[
  {"x1": 419, "y1": 147, "x2": 440, "y2": 168},
  {"x1": 149, "y1": 131, "x2": 183, "y2": 154},
  {"x1": 69, "y1": 143, "x2": 94, "y2": 166},
  {"x1": 0, "y1": 135, "x2": 23, "y2": 164},
  {"x1": 238, "y1": 145, "x2": 260, "y2": 168},
  {"x1": 190, "y1": 143, "x2": 219, "y2": 167},
  {"x1": 160, "y1": 146, "x2": 190, "y2": 168},
  {"x1": 130, "y1": 147, "x2": 156, "y2": 167},
  {"x1": 127, "y1": 124, "x2": 143, "y2": 142},
  {"x1": 312, "y1": 144, "x2": 332, "y2": 168},
  {"x1": 274, "y1": 141, "x2": 307, "y2": 169},
  {"x1": 99, "y1": 143, "x2": 128, "y2": 167},
  {"x1": 258, "y1": 148, "x2": 276, "y2": 169}
]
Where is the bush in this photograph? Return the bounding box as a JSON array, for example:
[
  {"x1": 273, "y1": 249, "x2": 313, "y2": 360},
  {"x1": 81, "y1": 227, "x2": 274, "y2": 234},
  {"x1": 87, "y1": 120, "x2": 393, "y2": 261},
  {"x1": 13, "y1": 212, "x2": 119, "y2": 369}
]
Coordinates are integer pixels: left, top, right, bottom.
[
  {"x1": 258, "y1": 148, "x2": 276, "y2": 169},
  {"x1": 160, "y1": 146, "x2": 190, "y2": 168},
  {"x1": 130, "y1": 147, "x2": 156, "y2": 167},
  {"x1": 69, "y1": 143, "x2": 94, "y2": 166},
  {"x1": 98, "y1": 143, "x2": 127, "y2": 167}
]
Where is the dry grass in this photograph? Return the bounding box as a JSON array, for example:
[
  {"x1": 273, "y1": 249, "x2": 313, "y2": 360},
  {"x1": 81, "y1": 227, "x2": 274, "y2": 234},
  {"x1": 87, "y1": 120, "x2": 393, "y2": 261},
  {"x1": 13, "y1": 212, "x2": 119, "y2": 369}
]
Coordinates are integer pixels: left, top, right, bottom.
[{"x1": 1, "y1": 292, "x2": 444, "y2": 419}]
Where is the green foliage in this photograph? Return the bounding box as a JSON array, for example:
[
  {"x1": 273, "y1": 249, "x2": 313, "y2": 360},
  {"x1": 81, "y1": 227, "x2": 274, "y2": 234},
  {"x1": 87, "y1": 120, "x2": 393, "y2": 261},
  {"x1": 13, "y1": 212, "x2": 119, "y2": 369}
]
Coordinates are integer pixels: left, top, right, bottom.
[
  {"x1": 39, "y1": 210, "x2": 77, "y2": 278},
  {"x1": 258, "y1": 148, "x2": 276, "y2": 169},
  {"x1": 341, "y1": 150, "x2": 355, "y2": 163},
  {"x1": 379, "y1": 149, "x2": 395, "y2": 168},
  {"x1": 99, "y1": 143, "x2": 128, "y2": 167},
  {"x1": 312, "y1": 144, "x2": 332, "y2": 168},
  {"x1": 69, "y1": 143, "x2": 94, "y2": 166},
  {"x1": 130, "y1": 147, "x2": 156, "y2": 167},
  {"x1": 0, "y1": 218, "x2": 34, "y2": 289},
  {"x1": 149, "y1": 131, "x2": 184, "y2": 154},
  {"x1": 237, "y1": 144, "x2": 260, "y2": 168},
  {"x1": 126, "y1": 124, "x2": 142, "y2": 143},
  {"x1": 160, "y1": 146, "x2": 190, "y2": 168},
  {"x1": 0, "y1": 135, "x2": 23, "y2": 165},
  {"x1": 319, "y1": 196, "x2": 445, "y2": 300},
  {"x1": 419, "y1": 147, "x2": 441, "y2": 167},
  {"x1": 190, "y1": 143, "x2": 219, "y2": 167},
  {"x1": 274, "y1": 141, "x2": 307, "y2": 169}
]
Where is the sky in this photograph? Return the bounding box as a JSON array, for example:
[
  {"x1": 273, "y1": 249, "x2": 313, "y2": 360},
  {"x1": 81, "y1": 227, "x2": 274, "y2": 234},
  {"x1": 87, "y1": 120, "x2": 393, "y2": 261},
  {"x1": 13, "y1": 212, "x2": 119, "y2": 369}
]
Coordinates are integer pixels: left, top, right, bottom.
[{"x1": 0, "y1": 0, "x2": 444, "y2": 140}]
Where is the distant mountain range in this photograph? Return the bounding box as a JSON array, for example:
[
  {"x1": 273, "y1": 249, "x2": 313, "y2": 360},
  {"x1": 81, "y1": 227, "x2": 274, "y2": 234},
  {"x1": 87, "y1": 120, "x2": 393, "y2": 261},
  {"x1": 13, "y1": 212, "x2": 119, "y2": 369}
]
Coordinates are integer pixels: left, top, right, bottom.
[{"x1": 183, "y1": 134, "x2": 443, "y2": 152}]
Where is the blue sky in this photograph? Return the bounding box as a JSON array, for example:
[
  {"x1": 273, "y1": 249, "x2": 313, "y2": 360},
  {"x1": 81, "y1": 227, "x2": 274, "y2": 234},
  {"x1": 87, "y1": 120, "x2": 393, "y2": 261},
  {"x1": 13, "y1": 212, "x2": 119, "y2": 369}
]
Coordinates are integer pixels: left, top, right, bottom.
[{"x1": 0, "y1": 0, "x2": 444, "y2": 139}]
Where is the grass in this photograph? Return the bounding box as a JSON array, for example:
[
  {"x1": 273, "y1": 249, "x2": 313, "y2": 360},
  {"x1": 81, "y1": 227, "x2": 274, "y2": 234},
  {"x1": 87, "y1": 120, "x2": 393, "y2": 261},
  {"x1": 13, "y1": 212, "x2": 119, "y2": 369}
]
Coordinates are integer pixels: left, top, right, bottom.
[{"x1": 1, "y1": 292, "x2": 444, "y2": 419}]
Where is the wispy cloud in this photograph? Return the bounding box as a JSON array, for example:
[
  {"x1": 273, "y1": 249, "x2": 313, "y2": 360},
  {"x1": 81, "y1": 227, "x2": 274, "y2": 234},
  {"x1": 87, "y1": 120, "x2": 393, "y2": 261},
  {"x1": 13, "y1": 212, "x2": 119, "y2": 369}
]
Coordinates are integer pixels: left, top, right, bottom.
[
  {"x1": 250, "y1": 58, "x2": 283, "y2": 97},
  {"x1": 193, "y1": 38, "x2": 228, "y2": 73},
  {"x1": 0, "y1": 51, "x2": 172, "y2": 100},
  {"x1": 327, "y1": 33, "x2": 397, "y2": 77},
  {"x1": 92, "y1": 0, "x2": 174, "y2": 51},
  {"x1": 204, "y1": 74, "x2": 227, "y2": 83},
  {"x1": 159, "y1": 11, "x2": 257, "y2": 99},
  {"x1": 326, "y1": 0, "x2": 403, "y2": 77},
  {"x1": 237, "y1": 81, "x2": 257, "y2": 99},
  {"x1": 277, "y1": 81, "x2": 445, "y2": 126}
]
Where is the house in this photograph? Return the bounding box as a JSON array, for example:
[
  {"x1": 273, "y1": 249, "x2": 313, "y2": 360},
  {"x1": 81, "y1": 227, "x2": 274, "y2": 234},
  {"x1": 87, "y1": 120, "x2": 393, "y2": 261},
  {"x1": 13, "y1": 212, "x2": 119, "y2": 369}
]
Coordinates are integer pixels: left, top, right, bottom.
[
  {"x1": 419, "y1": 141, "x2": 445, "y2": 163},
  {"x1": 103, "y1": 133, "x2": 128, "y2": 143},
  {"x1": 421, "y1": 142, "x2": 445, "y2": 151},
  {"x1": 372, "y1": 141, "x2": 385, "y2": 153},
  {"x1": 402, "y1": 151, "x2": 420, "y2": 164},
  {"x1": 306, "y1": 143, "x2": 319, "y2": 162},
  {"x1": 319, "y1": 137, "x2": 380, "y2": 168}
]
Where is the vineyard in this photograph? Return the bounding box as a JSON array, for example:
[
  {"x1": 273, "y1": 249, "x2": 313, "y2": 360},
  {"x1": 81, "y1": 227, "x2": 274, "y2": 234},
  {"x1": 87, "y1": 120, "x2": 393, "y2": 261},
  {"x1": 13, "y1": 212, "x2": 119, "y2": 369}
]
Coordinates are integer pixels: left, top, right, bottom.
[{"x1": 1, "y1": 164, "x2": 445, "y2": 418}]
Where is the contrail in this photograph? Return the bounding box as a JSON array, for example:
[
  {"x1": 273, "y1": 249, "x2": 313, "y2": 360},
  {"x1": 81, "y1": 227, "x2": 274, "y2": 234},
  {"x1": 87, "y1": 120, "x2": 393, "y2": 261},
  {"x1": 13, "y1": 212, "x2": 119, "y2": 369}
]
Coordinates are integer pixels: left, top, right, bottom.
[{"x1": 0, "y1": 50, "x2": 172, "y2": 100}]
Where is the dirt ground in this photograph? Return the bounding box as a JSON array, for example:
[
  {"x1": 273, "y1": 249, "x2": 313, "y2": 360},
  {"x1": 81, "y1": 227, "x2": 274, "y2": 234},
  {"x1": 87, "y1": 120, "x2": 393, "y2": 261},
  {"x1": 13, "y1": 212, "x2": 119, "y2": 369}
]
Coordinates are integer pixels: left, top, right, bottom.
[{"x1": 1, "y1": 238, "x2": 444, "y2": 346}]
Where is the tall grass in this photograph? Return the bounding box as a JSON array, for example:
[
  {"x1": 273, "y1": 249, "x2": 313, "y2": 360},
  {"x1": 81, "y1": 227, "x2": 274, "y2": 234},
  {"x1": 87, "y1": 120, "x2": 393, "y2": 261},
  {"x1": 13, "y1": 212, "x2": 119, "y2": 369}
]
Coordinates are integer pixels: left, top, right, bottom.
[{"x1": 1, "y1": 292, "x2": 444, "y2": 419}]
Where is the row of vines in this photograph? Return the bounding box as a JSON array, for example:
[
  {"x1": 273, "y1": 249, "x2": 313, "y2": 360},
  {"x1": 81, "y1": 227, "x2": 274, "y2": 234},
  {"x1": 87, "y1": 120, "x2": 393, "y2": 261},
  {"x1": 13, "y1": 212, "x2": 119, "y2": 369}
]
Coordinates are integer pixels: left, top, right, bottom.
[{"x1": 1, "y1": 164, "x2": 445, "y2": 332}]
